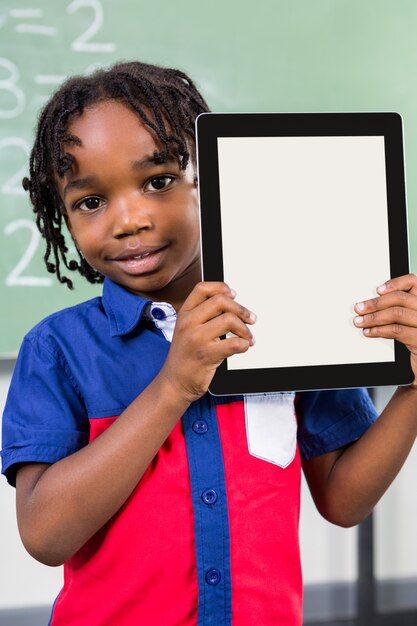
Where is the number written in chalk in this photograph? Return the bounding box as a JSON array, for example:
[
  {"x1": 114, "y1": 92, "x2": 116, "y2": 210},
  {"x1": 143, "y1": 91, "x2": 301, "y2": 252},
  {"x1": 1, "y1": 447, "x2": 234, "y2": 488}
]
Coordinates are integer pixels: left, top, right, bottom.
[
  {"x1": 4, "y1": 219, "x2": 53, "y2": 287},
  {"x1": 67, "y1": 0, "x2": 116, "y2": 53}
]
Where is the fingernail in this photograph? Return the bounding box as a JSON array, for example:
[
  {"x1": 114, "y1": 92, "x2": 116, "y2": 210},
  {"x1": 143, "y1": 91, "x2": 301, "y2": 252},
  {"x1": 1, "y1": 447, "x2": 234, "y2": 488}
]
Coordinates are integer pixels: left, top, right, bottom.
[
  {"x1": 356, "y1": 302, "x2": 366, "y2": 312},
  {"x1": 249, "y1": 310, "x2": 257, "y2": 322},
  {"x1": 250, "y1": 336, "x2": 256, "y2": 346},
  {"x1": 230, "y1": 289, "x2": 237, "y2": 298},
  {"x1": 354, "y1": 316, "x2": 364, "y2": 325},
  {"x1": 377, "y1": 283, "x2": 387, "y2": 293},
  {"x1": 363, "y1": 328, "x2": 371, "y2": 335}
]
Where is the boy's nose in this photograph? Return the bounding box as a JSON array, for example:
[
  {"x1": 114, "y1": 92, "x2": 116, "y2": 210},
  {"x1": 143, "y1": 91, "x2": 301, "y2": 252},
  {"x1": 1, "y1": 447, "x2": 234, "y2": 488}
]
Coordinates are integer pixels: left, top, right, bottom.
[{"x1": 112, "y1": 197, "x2": 152, "y2": 238}]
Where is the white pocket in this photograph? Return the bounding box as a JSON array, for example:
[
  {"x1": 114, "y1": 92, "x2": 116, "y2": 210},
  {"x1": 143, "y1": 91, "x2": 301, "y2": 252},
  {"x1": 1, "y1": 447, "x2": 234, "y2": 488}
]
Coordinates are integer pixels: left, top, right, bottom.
[{"x1": 244, "y1": 393, "x2": 297, "y2": 468}]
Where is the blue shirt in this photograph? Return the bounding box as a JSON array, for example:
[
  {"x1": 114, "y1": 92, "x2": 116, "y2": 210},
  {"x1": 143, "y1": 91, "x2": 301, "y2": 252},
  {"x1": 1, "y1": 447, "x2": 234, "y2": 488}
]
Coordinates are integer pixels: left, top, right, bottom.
[{"x1": 1, "y1": 277, "x2": 378, "y2": 626}]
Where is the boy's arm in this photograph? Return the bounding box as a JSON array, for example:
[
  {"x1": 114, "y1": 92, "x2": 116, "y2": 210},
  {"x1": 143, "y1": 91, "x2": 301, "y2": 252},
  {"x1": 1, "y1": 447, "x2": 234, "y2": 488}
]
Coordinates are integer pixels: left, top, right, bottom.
[
  {"x1": 303, "y1": 274, "x2": 417, "y2": 527},
  {"x1": 15, "y1": 282, "x2": 255, "y2": 566},
  {"x1": 302, "y1": 384, "x2": 417, "y2": 526}
]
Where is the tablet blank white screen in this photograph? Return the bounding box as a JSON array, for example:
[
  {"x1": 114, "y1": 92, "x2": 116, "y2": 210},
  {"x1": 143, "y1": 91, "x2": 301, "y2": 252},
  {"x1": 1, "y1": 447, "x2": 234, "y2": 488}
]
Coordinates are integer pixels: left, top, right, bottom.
[{"x1": 217, "y1": 135, "x2": 394, "y2": 370}]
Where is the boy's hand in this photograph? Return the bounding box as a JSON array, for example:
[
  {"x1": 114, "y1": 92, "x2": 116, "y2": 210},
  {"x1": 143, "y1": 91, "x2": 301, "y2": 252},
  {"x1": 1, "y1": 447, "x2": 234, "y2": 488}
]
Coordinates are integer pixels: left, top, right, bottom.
[
  {"x1": 354, "y1": 273, "x2": 417, "y2": 383},
  {"x1": 161, "y1": 282, "x2": 256, "y2": 403}
]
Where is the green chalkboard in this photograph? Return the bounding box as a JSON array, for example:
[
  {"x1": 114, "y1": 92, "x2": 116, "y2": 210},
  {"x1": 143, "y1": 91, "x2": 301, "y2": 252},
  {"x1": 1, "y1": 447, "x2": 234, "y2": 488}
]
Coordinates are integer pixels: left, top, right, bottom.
[{"x1": 1, "y1": 0, "x2": 417, "y2": 357}]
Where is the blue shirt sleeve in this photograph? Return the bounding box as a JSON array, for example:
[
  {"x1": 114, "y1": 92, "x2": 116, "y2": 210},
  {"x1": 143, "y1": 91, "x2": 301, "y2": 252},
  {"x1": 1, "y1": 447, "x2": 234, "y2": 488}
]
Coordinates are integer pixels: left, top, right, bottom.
[
  {"x1": 1, "y1": 333, "x2": 90, "y2": 487},
  {"x1": 296, "y1": 388, "x2": 378, "y2": 460}
]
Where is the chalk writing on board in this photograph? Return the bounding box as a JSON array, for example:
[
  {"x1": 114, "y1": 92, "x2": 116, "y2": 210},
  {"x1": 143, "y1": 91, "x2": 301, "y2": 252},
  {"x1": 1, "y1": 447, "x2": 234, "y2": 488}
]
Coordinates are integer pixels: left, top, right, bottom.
[
  {"x1": 0, "y1": 58, "x2": 25, "y2": 119},
  {"x1": 67, "y1": 0, "x2": 116, "y2": 53},
  {"x1": 9, "y1": 9, "x2": 44, "y2": 19},
  {"x1": 0, "y1": 137, "x2": 29, "y2": 196},
  {"x1": 4, "y1": 220, "x2": 53, "y2": 287},
  {"x1": 11, "y1": 7, "x2": 56, "y2": 36},
  {"x1": 1, "y1": 0, "x2": 117, "y2": 297}
]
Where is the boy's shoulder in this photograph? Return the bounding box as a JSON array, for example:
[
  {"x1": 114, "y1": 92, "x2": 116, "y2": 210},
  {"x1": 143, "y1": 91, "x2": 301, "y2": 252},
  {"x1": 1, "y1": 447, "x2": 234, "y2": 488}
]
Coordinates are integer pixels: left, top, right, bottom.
[{"x1": 24, "y1": 295, "x2": 104, "y2": 346}]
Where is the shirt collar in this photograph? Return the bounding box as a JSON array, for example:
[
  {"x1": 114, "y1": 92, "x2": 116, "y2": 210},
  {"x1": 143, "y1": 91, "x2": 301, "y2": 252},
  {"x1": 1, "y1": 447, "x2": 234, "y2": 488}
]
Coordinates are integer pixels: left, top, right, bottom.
[{"x1": 102, "y1": 277, "x2": 151, "y2": 337}]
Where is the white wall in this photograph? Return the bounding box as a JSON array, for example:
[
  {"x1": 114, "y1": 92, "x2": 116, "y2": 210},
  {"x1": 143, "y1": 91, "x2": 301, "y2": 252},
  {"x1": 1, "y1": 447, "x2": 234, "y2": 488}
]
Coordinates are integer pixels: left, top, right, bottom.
[
  {"x1": 1, "y1": 368, "x2": 416, "y2": 610},
  {"x1": 374, "y1": 387, "x2": 417, "y2": 581},
  {"x1": 300, "y1": 478, "x2": 358, "y2": 585},
  {"x1": 300, "y1": 386, "x2": 417, "y2": 585}
]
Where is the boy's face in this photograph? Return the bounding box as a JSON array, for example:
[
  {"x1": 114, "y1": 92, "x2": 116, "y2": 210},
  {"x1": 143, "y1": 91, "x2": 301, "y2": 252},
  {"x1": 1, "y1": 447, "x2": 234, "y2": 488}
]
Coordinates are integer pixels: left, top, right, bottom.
[{"x1": 57, "y1": 99, "x2": 201, "y2": 310}]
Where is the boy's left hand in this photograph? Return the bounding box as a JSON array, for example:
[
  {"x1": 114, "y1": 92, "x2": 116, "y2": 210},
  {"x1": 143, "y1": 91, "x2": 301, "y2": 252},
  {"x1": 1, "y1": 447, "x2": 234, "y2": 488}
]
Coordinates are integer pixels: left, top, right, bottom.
[{"x1": 354, "y1": 273, "x2": 417, "y2": 383}]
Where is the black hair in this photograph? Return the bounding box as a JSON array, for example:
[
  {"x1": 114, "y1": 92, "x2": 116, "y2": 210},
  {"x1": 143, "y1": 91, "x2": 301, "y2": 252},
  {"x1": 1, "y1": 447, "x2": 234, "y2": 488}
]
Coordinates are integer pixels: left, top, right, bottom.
[{"x1": 23, "y1": 60, "x2": 210, "y2": 288}]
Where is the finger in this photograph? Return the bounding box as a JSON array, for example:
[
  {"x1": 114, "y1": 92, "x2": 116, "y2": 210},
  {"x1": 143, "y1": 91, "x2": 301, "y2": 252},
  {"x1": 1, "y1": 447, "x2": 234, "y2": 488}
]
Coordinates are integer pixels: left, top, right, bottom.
[
  {"x1": 185, "y1": 292, "x2": 256, "y2": 326},
  {"x1": 376, "y1": 274, "x2": 417, "y2": 296},
  {"x1": 355, "y1": 290, "x2": 417, "y2": 315},
  {"x1": 181, "y1": 281, "x2": 236, "y2": 312},
  {"x1": 202, "y1": 312, "x2": 255, "y2": 345},
  {"x1": 209, "y1": 335, "x2": 253, "y2": 363},
  {"x1": 360, "y1": 323, "x2": 417, "y2": 344},
  {"x1": 354, "y1": 306, "x2": 417, "y2": 330}
]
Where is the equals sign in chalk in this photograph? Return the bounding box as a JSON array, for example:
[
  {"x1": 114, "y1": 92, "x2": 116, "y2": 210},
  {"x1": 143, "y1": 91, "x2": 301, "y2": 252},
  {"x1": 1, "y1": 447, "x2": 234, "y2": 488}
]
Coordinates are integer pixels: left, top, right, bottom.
[
  {"x1": 11, "y1": 8, "x2": 56, "y2": 36},
  {"x1": 34, "y1": 75, "x2": 66, "y2": 85}
]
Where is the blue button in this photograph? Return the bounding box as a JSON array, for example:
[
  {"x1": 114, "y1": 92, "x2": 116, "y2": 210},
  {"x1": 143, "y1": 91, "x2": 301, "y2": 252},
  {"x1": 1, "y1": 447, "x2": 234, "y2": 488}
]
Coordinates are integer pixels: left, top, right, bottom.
[
  {"x1": 201, "y1": 488, "x2": 218, "y2": 505},
  {"x1": 152, "y1": 307, "x2": 166, "y2": 320},
  {"x1": 192, "y1": 420, "x2": 208, "y2": 434},
  {"x1": 205, "y1": 569, "x2": 221, "y2": 586}
]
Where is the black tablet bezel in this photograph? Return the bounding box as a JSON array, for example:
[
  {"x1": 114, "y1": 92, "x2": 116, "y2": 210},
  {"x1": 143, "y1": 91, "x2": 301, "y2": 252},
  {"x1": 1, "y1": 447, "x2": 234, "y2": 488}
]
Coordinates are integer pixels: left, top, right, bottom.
[{"x1": 196, "y1": 112, "x2": 413, "y2": 395}]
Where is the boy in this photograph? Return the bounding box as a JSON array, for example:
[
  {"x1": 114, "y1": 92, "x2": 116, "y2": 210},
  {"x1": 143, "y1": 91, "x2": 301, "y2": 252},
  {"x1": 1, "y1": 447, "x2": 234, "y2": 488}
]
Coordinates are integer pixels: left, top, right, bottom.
[{"x1": 2, "y1": 61, "x2": 417, "y2": 625}]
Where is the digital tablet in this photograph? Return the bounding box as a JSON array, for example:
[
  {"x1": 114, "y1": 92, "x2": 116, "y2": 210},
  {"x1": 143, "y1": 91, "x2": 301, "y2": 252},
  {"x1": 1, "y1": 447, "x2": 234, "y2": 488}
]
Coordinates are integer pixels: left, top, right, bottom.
[{"x1": 196, "y1": 112, "x2": 413, "y2": 395}]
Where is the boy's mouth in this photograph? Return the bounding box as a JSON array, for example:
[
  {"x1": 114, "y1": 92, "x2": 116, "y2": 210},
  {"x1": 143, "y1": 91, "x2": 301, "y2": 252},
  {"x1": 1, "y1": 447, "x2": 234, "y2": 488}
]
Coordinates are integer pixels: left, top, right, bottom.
[
  {"x1": 110, "y1": 245, "x2": 168, "y2": 274},
  {"x1": 120, "y1": 251, "x2": 153, "y2": 261},
  {"x1": 112, "y1": 244, "x2": 167, "y2": 261}
]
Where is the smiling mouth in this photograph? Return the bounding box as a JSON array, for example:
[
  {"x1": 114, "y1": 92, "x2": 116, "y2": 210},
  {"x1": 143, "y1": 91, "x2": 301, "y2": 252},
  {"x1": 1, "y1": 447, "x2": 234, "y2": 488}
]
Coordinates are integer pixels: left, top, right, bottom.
[
  {"x1": 112, "y1": 245, "x2": 168, "y2": 262},
  {"x1": 125, "y1": 251, "x2": 154, "y2": 260},
  {"x1": 111, "y1": 245, "x2": 168, "y2": 274}
]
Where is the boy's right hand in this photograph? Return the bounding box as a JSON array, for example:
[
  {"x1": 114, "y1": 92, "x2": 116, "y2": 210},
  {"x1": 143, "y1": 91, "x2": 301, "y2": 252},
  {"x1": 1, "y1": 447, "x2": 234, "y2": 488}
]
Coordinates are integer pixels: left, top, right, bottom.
[{"x1": 161, "y1": 282, "x2": 256, "y2": 403}]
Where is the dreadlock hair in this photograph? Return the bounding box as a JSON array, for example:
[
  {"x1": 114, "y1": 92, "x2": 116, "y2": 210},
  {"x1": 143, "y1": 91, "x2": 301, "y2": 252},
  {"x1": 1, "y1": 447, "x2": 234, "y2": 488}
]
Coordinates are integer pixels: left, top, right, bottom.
[{"x1": 22, "y1": 60, "x2": 210, "y2": 289}]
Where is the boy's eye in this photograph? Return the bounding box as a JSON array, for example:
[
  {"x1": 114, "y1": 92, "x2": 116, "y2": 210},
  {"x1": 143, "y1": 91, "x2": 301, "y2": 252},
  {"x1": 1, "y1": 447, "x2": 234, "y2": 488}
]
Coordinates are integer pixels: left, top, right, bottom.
[
  {"x1": 145, "y1": 176, "x2": 174, "y2": 192},
  {"x1": 75, "y1": 196, "x2": 104, "y2": 211}
]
